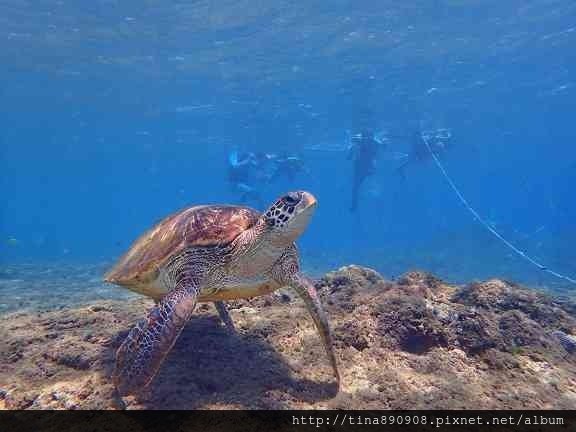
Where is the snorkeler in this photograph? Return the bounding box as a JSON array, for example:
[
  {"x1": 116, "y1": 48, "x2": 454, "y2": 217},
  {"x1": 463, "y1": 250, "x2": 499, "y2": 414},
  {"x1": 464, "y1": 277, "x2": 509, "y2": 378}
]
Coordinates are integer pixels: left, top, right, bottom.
[
  {"x1": 348, "y1": 129, "x2": 385, "y2": 212},
  {"x1": 270, "y1": 153, "x2": 308, "y2": 183},
  {"x1": 227, "y1": 150, "x2": 264, "y2": 207},
  {"x1": 396, "y1": 127, "x2": 452, "y2": 180},
  {"x1": 253, "y1": 152, "x2": 279, "y2": 184}
]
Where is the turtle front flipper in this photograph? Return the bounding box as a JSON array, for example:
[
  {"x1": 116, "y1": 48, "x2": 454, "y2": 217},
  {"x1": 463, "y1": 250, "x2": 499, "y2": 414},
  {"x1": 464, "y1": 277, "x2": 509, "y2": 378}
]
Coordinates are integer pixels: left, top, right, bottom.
[
  {"x1": 113, "y1": 282, "x2": 199, "y2": 396},
  {"x1": 289, "y1": 274, "x2": 340, "y2": 389}
]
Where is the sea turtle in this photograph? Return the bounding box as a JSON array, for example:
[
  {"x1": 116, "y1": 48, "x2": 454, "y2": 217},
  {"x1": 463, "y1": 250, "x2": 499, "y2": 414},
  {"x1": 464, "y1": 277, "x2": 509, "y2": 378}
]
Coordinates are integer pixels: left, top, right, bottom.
[{"x1": 104, "y1": 191, "x2": 339, "y2": 396}]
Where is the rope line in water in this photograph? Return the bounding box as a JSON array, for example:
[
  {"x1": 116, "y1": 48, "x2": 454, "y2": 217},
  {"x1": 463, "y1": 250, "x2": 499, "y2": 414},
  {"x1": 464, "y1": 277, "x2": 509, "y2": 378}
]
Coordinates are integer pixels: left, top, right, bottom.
[{"x1": 421, "y1": 134, "x2": 576, "y2": 285}]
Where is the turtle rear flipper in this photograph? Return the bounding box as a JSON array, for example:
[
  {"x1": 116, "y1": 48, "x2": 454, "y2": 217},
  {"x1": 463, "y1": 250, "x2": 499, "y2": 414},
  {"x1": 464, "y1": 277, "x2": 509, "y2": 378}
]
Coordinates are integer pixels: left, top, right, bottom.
[{"x1": 113, "y1": 282, "x2": 199, "y2": 396}]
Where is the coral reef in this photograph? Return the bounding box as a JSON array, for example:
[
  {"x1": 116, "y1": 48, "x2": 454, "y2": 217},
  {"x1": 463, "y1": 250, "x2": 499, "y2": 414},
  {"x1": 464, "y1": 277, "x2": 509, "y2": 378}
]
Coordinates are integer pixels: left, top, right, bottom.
[{"x1": 1, "y1": 266, "x2": 575, "y2": 410}]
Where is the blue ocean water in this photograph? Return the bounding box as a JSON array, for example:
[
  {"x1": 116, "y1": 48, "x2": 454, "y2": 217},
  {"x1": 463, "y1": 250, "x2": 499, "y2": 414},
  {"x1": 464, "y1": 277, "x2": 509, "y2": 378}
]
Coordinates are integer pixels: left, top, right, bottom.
[{"x1": 1, "y1": 0, "x2": 575, "y2": 313}]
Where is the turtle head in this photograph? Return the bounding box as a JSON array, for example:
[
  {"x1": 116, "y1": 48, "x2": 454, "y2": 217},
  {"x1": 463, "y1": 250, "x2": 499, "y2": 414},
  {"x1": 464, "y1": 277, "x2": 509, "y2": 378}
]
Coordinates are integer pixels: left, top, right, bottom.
[{"x1": 263, "y1": 191, "x2": 317, "y2": 241}]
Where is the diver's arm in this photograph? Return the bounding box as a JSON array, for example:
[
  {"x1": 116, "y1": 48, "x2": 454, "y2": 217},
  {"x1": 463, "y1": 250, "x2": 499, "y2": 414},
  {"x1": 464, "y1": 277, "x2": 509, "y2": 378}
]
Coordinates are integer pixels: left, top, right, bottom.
[
  {"x1": 346, "y1": 139, "x2": 358, "y2": 160},
  {"x1": 229, "y1": 151, "x2": 254, "y2": 169}
]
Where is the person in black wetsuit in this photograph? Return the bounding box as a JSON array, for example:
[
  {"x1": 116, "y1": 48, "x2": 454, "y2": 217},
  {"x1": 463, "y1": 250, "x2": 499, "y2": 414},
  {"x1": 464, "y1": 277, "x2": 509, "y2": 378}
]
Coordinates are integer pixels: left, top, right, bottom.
[
  {"x1": 396, "y1": 127, "x2": 452, "y2": 180},
  {"x1": 348, "y1": 129, "x2": 384, "y2": 212},
  {"x1": 253, "y1": 151, "x2": 279, "y2": 185},
  {"x1": 227, "y1": 150, "x2": 264, "y2": 207},
  {"x1": 270, "y1": 152, "x2": 308, "y2": 183}
]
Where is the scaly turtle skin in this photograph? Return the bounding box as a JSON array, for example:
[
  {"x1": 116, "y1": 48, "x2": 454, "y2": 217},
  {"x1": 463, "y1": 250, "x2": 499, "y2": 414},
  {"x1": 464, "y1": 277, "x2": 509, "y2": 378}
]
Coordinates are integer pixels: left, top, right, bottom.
[{"x1": 104, "y1": 191, "x2": 339, "y2": 396}]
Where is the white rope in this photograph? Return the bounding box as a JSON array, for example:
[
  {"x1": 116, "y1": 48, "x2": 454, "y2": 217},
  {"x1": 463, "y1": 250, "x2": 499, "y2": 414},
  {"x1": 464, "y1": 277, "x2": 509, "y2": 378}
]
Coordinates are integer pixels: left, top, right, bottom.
[{"x1": 422, "y1": 134, "x2": 576, "y2": 285}]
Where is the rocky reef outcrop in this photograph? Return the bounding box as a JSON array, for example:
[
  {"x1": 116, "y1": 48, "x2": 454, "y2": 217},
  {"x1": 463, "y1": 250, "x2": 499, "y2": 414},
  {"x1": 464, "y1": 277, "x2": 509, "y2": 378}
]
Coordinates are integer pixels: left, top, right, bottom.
[{"x1": 1, "y1": 266, "x2": 575, "y2": 410}]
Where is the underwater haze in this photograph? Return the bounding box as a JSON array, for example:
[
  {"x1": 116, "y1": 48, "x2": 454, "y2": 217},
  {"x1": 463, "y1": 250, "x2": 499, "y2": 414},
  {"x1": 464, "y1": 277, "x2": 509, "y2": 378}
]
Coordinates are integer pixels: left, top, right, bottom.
[{"x1": 1, "y1": 0, "x2": 575, "y2": 312}]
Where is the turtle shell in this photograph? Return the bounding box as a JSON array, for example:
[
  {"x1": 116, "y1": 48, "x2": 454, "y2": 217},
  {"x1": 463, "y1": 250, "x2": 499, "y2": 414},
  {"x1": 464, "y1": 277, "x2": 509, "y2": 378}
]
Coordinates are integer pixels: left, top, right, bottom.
[{"x1": 104, "y1": 205, "x2": 260, "y2": 286}]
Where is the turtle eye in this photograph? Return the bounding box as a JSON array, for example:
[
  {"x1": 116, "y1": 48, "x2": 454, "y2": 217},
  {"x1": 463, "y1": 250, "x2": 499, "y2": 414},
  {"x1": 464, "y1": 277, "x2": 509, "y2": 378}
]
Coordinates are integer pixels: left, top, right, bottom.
[{"x1": 283, "y1": 192, "x2": 300, "y2": 205}]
